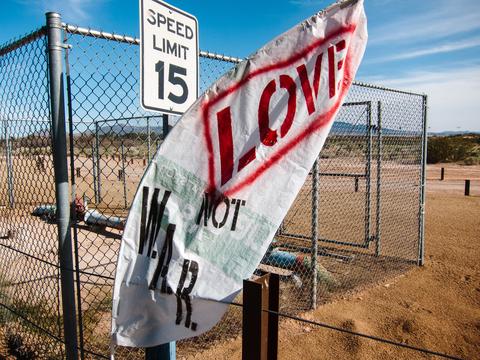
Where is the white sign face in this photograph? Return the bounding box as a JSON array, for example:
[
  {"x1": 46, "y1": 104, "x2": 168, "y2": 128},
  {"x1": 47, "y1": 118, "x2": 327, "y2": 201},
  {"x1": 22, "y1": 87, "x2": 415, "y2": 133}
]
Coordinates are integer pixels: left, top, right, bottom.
[
  {"x1": 140, "y1": 0, "x2": 198, "y2": 115},
  {"x1": 113, "y1": 0, "x2": 367, "y2": 348}
]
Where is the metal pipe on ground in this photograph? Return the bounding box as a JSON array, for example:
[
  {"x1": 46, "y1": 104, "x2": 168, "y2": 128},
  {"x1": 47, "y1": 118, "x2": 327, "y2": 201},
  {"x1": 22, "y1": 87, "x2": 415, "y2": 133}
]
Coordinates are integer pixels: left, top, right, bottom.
[
  {"x1": 263, "y1": 250, "x2": 335, "y2": 286},
  {"x1": 84, "y1": 210, "x2": 125, "y2": 230}
]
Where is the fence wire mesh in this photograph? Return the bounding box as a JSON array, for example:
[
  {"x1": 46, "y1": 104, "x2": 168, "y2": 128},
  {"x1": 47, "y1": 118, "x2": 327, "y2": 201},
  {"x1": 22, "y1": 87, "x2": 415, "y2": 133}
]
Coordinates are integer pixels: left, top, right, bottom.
[
  {"x1": 0, "y1": 29, "x2": 66, "y2": 358},
  {"x1": 0, "y1": 20, "x2": 426, "y2": 360}
]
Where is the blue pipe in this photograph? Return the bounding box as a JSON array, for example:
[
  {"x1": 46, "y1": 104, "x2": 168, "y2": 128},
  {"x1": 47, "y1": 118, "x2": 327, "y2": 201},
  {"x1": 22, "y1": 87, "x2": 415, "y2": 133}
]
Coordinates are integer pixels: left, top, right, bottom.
[
  {"x1": 31, "y1": 204, "x2": 56, "y2": 217},
  {"x1": 263, "y1": 249, "x2": 309, "y2": 270},
  {"x1": 263, "y1": 249, "x2": 336, "y2": 286},
  {"x1": 84, "y1": 209, "x2": 125, "y2": 230}
]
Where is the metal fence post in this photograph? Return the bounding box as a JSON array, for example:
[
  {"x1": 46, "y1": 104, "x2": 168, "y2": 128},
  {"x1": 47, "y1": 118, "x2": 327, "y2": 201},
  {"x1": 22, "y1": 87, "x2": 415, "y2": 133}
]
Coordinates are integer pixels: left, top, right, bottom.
[
  {"x1": 364, "y1": 102, "x2": 372, "y2": 246},
  {"x1": 417, "y1": 95, "x2": 427, "y2": 265},
  {"x1": 64, "y1": 32, "x2": 86, "y2": 360},
  {"x1": 121, "y1": 141, "x2": 127, "y2": 209},
  {"x1": 95, "y1": 121, "x2": 102, "y2": 202},
  {"x1": 92, "y1": 141, "x2": 99, "y2": 203},
  {"x1": 162, "y1": 114, "x2": 169, "y2": 139},
  {"x1": 147, "y1": 117, "x2": 151, "y2": 162},
  {"x1": 311, "y1": 159, "x2": 319, "y2": 310},
  {"x1": 375, "y1": 101, "x2": 382, "y2": 257},
  {"x1": 46, "y1": 11, "x2": 79, "y2": 360},
  {"x1": 3, "y1": 120, "x2": 14, "y2": 207}
]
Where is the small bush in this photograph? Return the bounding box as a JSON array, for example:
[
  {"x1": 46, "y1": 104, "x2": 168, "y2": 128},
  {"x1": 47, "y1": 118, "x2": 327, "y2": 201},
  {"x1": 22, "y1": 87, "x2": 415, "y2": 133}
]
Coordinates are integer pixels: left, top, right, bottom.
[
  {"x1": 427, "y1": 134, "x2": 480, "y2": 164},
  {"x1": 427, "y1": 137, "x2": 450, "y2": 163},
  {"x1": 5, "y1": 332, "x2": 36, "y2": 360}
]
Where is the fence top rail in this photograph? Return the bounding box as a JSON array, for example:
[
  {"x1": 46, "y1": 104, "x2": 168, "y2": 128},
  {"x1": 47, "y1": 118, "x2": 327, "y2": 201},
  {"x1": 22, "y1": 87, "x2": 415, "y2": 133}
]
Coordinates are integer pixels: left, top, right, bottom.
[
  {"x1": 62, "y1": 22, "x2": 426, "y2": 95},
  {"x1": 0, "y1": 21, "x2": 425, "y2": 97},
  {"x1": 0, "y1": 26, "x2": 46, "y2": 57},
  {"x1": 62, "y1": 22, "x2": 244, "y2": 63},
  {"x1": 353, "y1": 80, "x2": 426, "y2": 98}
]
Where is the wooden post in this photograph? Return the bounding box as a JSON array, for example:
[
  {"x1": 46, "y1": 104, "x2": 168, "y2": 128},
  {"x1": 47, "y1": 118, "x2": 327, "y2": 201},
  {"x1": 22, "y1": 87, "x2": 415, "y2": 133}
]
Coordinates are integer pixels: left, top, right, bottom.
[
  {"x1": 145, "y1": 343, "x2": 176, "y2": 360},
  {"x1": 146, "y1": 113, "x2": 175, "y2": 359},
  {"x1": 242, "y1": 273, "x2": 279, "y2": 360},
  {"x1": 465, "y1": 180, "x2": 470, "y2": 196},
  {"x1": 440, "y1": 167, "x2": 444, "y2": 181},
  {"x1": 267, "y1": 273, "x2": 279, "y2": 360}
]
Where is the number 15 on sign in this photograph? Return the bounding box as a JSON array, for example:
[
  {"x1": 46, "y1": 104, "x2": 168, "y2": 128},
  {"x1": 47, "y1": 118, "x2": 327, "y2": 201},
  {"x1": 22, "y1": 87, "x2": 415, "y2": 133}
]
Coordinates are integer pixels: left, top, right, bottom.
[{"x1": 140, "y1": 0, "x2": 199, "y2": 115}]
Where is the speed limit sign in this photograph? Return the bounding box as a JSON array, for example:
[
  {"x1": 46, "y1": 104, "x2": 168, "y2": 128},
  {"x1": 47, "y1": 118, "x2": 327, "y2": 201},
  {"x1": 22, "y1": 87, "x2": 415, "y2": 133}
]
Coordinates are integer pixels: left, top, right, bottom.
[{"x1": 140, "y1": 0, "x2": 198, "y2": 115}]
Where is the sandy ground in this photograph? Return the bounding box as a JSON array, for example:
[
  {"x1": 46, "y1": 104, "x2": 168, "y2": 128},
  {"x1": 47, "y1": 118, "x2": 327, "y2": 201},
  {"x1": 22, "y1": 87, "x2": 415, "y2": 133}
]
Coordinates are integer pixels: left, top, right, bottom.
[
  {"x1": 0, "y1": 162, "x2": 479, "y2": 359},
  {"x1": 185, "y1": 164, "x2": 480, "y2": 360}
]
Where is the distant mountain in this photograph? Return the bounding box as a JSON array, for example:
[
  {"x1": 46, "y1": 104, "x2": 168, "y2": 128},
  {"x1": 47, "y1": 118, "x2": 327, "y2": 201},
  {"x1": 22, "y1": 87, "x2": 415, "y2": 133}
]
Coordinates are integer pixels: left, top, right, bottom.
[
  {"x1": 429, "y1": 131, "x2": 480, "y2": 136},
  {"x1": 331, "y1": 121, "x2": 419, "y2": 136},
  {"x1": 97, "y1": 124, "x2": 164, "y2": 135},
  {"x1": 90, "y1": 120, "x2": 419, "y2": 137}
]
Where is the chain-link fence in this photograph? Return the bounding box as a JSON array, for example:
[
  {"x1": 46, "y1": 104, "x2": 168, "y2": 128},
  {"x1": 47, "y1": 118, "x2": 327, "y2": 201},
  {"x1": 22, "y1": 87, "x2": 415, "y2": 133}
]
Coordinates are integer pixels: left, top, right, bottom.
[
  {"x1": 0, "y1": 27, "x2": 66, "y2": 358},
  {"x1": 0, "y1": 14, "x2": 427, "y2": 359}
]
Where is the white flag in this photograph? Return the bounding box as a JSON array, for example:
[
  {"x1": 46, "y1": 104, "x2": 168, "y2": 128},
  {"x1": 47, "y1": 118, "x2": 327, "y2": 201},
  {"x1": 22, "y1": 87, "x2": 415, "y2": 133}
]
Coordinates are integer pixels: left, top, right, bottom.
[{"x1": 112, "y1": 0, "x2": 367, "y2": 347}]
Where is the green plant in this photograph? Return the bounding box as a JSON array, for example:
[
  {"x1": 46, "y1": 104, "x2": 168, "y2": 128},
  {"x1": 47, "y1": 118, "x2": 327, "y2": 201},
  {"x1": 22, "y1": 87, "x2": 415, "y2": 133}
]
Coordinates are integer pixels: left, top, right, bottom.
[
  {"x1": 427, "y1": 134, "x2": 480, "y2": 164},
  {"x1": 5, "y1": 332, "x2": 37, "y2": 360}
]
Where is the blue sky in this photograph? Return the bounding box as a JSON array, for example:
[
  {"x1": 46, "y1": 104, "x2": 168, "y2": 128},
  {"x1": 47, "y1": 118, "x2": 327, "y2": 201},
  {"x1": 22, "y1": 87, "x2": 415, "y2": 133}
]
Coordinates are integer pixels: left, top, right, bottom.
[{"x1": 1, "y1": 0, "x2": 480, "y2": 132}]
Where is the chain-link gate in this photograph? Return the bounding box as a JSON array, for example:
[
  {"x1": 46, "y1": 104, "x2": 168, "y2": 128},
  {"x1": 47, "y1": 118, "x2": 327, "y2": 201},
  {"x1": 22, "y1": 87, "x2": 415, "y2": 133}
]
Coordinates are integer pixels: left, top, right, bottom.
[{"x1": 0, "y1": 12, "x2": 427, "y2": 359}]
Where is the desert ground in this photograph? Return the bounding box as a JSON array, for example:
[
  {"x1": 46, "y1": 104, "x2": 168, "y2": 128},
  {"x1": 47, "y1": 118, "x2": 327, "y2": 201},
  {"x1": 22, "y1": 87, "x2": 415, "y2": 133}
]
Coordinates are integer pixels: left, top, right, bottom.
[{"x1": 0, "y1": 163, "x2": 479, "y2": 359}]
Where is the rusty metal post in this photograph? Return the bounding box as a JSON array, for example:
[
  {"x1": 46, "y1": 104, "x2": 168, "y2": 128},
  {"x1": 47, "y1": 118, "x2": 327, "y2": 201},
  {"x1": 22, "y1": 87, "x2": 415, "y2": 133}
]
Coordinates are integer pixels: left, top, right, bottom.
[
  {"x1": 267, "y1": 273, "x2": 279, "y2": 360},
  {"x1": 465, "y1": 180, "x2": 470, "y2": 196}
]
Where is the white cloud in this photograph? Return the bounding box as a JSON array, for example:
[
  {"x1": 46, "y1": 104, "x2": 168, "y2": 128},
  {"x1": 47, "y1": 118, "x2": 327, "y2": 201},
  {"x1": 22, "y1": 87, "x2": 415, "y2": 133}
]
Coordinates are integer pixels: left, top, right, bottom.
[
  {"x1": 369, "y1": 0, "x2": 480, "y2": 45},
  {"x1": 368, "y1": 37, "x2": 480, "y2": 63},
  {"x1": 363, "y1": 66, "x2": 480, "y2": 132}
]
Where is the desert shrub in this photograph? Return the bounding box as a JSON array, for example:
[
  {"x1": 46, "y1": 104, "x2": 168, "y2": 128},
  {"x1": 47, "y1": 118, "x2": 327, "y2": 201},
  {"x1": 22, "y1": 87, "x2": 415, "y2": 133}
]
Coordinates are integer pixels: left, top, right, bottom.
[
  {"x1": 427, "y1": 137, "x2": 450, "y2": 163},
  {"x1": 463, "y1": 156, "x2": 479, "y2": 165},
  {"x1": 427, "y1": 134, "x2": 480, "y2": 164},
  {"x1": 6, "y1": 332, "x2": 36, "y2": 359}
]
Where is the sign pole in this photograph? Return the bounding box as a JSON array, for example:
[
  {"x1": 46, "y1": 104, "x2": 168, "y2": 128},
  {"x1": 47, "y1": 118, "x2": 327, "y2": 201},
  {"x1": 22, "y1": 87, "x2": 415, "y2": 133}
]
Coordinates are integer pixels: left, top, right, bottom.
[{"x1": 145, "y1": 114, "x2": 176, "y2": 360}]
